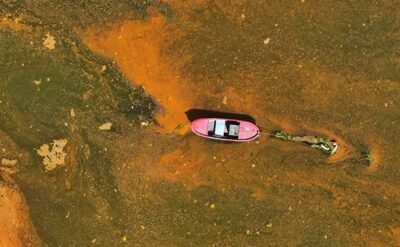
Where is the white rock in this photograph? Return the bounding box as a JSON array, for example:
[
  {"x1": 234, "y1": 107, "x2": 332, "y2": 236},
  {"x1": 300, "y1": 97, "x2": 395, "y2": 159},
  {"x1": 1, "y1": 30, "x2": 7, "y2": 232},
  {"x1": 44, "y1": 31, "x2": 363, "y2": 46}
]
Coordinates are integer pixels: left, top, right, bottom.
[
  {"x1": 33, "y1": 79, "x2": 42, "y2": 85},
  {"x1": 43, "y1": 33, "x2": 56, "y2": 50},
  {"x1": 70, "y1": 108, "x2": 76, "y2": 118},
  {"x1": 222, "y1": 96, "x2": 228, "y2": 105},
  {"x1": 99, "y1": 122, "x2": 112, "y2": 130},
  {"x1": 37, "y1": 139, "x2": 68, "y2": 171},
  {"x1": 1, "y1": 158, "x2": 17, "y2": 166}
]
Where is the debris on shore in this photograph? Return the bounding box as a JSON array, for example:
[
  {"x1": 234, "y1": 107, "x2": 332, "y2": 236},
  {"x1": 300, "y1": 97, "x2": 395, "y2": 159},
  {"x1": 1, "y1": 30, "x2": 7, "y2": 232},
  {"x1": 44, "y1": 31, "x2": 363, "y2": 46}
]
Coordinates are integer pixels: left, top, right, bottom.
[
  {"x1": 272, "y1": 130, "x2": 339, "y2": 155},
  {"x1": 362, "y1": 151, "x2": 374, "y2": 165}
]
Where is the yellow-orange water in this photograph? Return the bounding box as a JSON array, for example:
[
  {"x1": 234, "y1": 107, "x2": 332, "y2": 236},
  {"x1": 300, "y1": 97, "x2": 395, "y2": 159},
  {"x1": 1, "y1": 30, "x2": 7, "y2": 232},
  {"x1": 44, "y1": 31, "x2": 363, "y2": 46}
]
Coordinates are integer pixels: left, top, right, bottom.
[
  {"x1": 1, "y1": 1, "x2": 398, "y2": 246},
  {"x1": 83, "y1": 11, "x2": 366, "y2": 189},
  {"x1": 84, "y1": 14, "x2": 193, "y2": 134},
  {"x1": 84, "y1": 13, "x2": 283, "y2": 135},
  {"x1": 0, "y1": 17, "x2": 31, "y2": 31}
]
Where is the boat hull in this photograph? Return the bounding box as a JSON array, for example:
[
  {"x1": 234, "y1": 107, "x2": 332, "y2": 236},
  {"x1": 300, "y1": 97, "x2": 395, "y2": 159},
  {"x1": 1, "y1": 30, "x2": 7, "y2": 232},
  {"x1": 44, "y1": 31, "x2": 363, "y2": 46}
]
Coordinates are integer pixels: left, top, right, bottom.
[{"x1": 191, "y1": 118, "x2": 260, "y2": 142}]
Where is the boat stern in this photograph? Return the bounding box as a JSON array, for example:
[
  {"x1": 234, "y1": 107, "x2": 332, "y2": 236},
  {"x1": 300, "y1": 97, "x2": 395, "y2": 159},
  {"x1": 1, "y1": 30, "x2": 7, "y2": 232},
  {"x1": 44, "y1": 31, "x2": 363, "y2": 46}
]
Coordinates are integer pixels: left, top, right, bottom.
[{"x1": 191, "y1": 118, "x2": 210, "y2": 136}]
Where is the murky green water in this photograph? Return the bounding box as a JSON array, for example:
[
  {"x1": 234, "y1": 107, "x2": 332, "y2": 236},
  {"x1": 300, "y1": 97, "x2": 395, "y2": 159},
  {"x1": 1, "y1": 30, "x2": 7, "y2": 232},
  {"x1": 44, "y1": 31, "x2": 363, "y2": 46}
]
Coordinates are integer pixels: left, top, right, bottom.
[{"x1": 1, "y1": 1, "x2": 154, "y2": 245}]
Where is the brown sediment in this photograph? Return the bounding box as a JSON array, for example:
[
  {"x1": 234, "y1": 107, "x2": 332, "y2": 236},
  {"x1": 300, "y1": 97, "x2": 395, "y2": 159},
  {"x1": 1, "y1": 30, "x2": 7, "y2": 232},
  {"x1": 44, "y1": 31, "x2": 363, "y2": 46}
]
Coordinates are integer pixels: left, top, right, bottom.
[
  {"x1": 300, "y1": 68, "x2": 344, "y2": 109},
  {"x1": 145, "y1": 134, "x2": 253, "y2": 189},
  {"x1": 391, "y1": 227, "x2": 400, "y2": 246},
  {"x1": 265, "y1": 115, "x2": 296, "y2": 133},
  {"x1": 147, "y1": 149, "x2": 206, "y2": 187},
  {"x1": 166, "y1": 0, "x2": 248, "y2": 22},
  {"x1": 250, "y1": 187, "x2": 268, "y2": 200},
  {"x1": 144, "y1": 133, "x2": 352, "y2": 200},
  {"x1": 142, "y1": 120, "x2": 358, "y2": 198}
]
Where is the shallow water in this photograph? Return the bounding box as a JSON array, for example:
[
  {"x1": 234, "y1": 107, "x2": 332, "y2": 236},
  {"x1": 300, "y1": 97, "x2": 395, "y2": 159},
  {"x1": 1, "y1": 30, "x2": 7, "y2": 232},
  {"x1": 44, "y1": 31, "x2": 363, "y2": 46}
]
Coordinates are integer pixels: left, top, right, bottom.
[{"x1": 0, "y1": 0, "x2": 399, "y2": 246}]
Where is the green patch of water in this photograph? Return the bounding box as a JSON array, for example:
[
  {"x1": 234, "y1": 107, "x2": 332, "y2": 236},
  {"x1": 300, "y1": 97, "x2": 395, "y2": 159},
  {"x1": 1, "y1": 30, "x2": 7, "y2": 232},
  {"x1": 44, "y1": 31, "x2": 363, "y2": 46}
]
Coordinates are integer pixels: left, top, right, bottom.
[{"x1": 0, "y1": 9, "x2": 154, "y2": 244}]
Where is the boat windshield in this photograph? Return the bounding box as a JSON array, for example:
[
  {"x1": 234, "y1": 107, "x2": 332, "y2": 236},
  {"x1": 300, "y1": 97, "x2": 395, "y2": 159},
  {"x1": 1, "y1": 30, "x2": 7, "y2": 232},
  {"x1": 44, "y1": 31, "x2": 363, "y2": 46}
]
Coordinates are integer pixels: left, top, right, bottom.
[{"x1": 214, "y1": 120, "x2": 225, "y2": 136}]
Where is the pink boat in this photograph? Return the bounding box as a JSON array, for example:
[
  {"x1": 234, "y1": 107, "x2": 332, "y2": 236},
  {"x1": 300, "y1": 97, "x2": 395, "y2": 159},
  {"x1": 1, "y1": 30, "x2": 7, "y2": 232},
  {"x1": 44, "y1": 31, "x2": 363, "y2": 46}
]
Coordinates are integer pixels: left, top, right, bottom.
[{"x1": 191, "y1": 118, "x2": 260, "y2": 142}]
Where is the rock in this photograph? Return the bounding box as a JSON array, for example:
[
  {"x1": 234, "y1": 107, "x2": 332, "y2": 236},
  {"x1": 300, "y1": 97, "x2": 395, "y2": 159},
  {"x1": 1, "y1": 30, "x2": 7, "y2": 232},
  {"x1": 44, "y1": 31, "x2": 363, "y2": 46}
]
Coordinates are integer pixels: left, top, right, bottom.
[
  {"x1": 99, "y1": 122, "x2": 112, "y2": 130},
  {"x1": 140, "y1": 121, "x2": 149, "y2": 127},
  {"x1": 222, "y1": 96, "x2": 228, "y2": 105},
  {"x1": 37, "y1": 139, "x2": 68, "y2": 171},
  {"x1": 33, "y1": 79, "x2": 41, "y2": 85},
  {"x1": 43, "y1": 33, "x2": 56, "y2": 50},
  {"x1": 1, "y1": 158, "x2": 17, "y2": 166}
]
